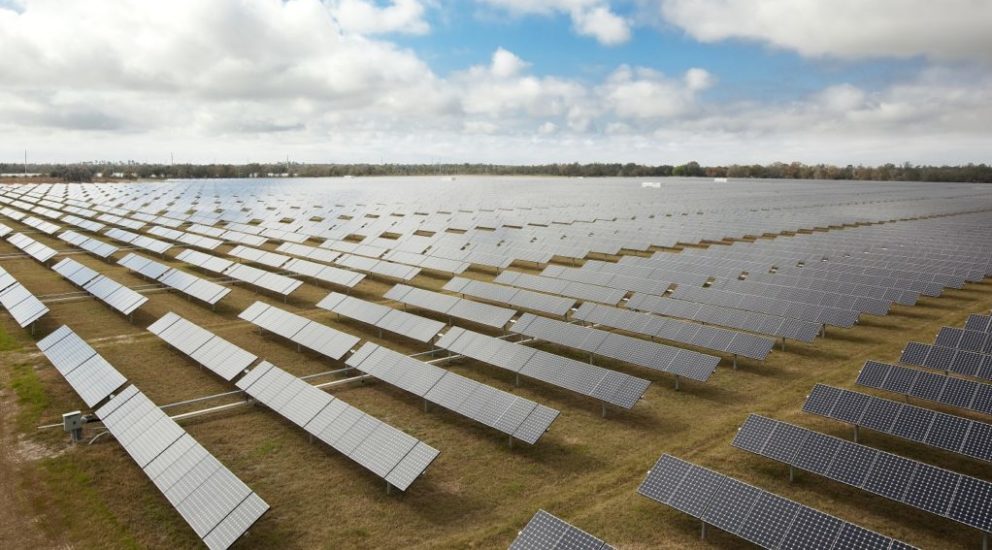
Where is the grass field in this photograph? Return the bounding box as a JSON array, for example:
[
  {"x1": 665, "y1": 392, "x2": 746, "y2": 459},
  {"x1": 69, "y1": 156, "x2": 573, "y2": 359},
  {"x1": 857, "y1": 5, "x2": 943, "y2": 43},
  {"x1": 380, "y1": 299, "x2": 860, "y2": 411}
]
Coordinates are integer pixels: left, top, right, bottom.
[{"x1": 1, "y1": 217, "x2": 991, "y2": 549}]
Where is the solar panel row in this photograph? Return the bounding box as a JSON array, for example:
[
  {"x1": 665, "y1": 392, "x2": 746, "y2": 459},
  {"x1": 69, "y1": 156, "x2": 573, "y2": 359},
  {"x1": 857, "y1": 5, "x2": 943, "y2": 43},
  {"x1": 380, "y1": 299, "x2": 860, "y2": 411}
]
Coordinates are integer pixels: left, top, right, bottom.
[
  {"x1": 176, "y1": 249, "x2": 302, "y2": 296},
  {"x1": 965, "y1": 314, "x2": 992, "y2": 333},
  {"x1": 935, "y1": 326, "x2": 992, "y2": 354},
  {"x1": 856, "y1": 361, "x2": 992, "y2": 417},
  {"x1": 573, "y1": 302, "x2": 774, "y2": 360},
  {"x1": 436, "y1": 326, "x2": 650, "y2": 409},
  {"x1": 803, "y1": 384, "x2": 992, "y2": 463},
  {"x1": 443, "y1": 276, "x2": 575, "y2": 317},
  {"x1": 6, "y1": 232, "x2": 58, "y2": 262},
  {"x1": 509, "y1": 509, "x2": 614, "y2": 550},
  {"x1": 638, "y1": 454, "x2": 914, "y2": 549},
  {"x1": 671, "y1": 285, "x2": 859, "y2": 328},
  {"x1": 733, "y1": 414, "x2": 992, "y2": 534},
  {"x1": 119, "y1": 252, "x2": 231, "y2": 306},
  {"x1": 58, "y1": 229, "x2": 119, "y2": 258},
  {"x1": 53, "y1": 258, "x2": 147, "y2": 315},
  {"x1": 21, "y1": 214, "x2": 61, "y2": 234},
  {"x1": 626, "y1": 292, "x2": 820, "y2": 342},
  {"x1": 147, "y1": 225, "x2": 223, "y2": 250},
  {"x1": 494, "y1": 270, "x2": 627, "y2": 305},
  {"x1": 0, "y1": 266, "x2": 49, "y2": 328},
  {"x1": 346, "y1": 342, "x2": 559, "y2": 444},
  {"x1": 103, "y1": 227, "x2": 172, "y2": 254},
  {"x1": 236, "y1": 361, "x2": 438, "y2": 491},
  {"x1": 37, "y1": 325, "x2": 127, "y2": 407},
  {"x1": 316, "y1": 292, "x2": 444, "y2": 343},
  {"x1": 96, "y1": 386, "x2": 269, "y2": 550},
  {"x1": 385, "y1": 284, "x2": 517, "y2": 329},
  {"x1": 148, "y1": 312, "x2": 258, "y2": 381},
  {"x1": 510, "y1": 313, "x2": 720, "y2": 382},
  {"x1": 239, "y1": 301, "x2": 360, "y2": 360},
  {"x1": 900, "y1": 342, "x2": 992, "y2": 381}
]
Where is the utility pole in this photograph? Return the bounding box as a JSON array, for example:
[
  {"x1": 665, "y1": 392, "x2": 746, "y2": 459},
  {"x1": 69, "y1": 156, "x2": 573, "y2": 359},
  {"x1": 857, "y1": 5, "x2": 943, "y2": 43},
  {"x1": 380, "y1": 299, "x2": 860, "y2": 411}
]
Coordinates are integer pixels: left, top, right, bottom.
[{"x1": 24, "y1": 149, "x2": 27, "y2": 175}]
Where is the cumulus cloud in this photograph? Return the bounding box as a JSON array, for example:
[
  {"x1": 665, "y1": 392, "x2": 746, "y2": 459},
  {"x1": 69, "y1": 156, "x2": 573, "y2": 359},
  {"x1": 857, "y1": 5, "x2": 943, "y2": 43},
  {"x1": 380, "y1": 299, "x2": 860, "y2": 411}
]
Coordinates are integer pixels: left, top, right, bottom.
[
  {"x1": 599, "y1": 66, "x2": 713, "y2": 120},
  {"x1": 328, "y1": 0, "x2": 431, "y2": 35},
  {"x1": 657, "y1": 0, "x2": 992, "y2": 62},
  {"x1": 455, "y1": 48, "x2": 587, "y2": 120},
  {"x1": 478, "y1": 0, "x2": 630, "y2": 45},
  {"x1": 1, "y1": 0, "x2": 990, "y2": 165}
]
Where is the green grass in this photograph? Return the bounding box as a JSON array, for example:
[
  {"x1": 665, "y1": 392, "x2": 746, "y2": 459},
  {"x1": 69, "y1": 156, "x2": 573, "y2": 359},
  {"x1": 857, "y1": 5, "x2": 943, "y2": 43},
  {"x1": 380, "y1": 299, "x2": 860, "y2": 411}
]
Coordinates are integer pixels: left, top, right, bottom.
[
  {"x1": 10, "y1": 364, "x2": 49, "y2": 433},
  {"x1": 34, "y1": 456, "x2": 141, "y2": 550},
  {"x1": 0, "y1": 324, "x2": 20, "y2": 351}
]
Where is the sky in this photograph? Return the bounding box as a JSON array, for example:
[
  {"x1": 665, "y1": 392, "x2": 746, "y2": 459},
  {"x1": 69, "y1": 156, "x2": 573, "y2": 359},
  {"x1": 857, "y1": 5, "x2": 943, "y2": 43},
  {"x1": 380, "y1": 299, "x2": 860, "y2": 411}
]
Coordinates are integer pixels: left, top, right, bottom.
[{"x1": 1, "y1": 0, "x2": 991, "y2": 165}]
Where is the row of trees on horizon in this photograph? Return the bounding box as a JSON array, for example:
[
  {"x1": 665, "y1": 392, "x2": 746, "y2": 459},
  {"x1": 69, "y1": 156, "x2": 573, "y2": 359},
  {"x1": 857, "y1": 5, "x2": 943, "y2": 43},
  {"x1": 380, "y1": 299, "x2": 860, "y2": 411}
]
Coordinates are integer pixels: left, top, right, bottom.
[{"x1": 2, "y1": 161, "x2": 991, "y2": 183}]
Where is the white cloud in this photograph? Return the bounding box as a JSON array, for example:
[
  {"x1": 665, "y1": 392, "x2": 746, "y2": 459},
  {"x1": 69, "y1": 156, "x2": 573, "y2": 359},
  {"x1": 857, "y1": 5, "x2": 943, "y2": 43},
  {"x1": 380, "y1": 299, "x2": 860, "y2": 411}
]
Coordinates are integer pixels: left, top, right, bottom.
[
  {"x1": 479, "y1": 0, "x2": 630, "y2": 45},
  {"x1": 489, "y1": 47, "x2": 529, "y2": 78},
  {"x1": 0, "y1": 0, "x2": 990, "y2": 166},
  {"x1": 657, "y1": 0, "x2": 992, "y2": 62},
  {"x1": 455, "y1": 48, "x2": 588, "y2": 119},
  {"x1": 328, "y1": 0, "x2": 430, "y2": 35},
  {"x1": 599, "y1": 66, "x2": 713, "y2": 119}
]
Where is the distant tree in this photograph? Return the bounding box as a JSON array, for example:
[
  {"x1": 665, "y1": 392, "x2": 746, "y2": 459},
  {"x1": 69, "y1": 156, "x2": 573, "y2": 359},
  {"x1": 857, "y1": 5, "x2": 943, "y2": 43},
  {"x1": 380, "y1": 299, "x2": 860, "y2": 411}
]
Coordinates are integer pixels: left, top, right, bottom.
[{"x1": 52, "y1": 165, "x2": 94, "y2": 182}]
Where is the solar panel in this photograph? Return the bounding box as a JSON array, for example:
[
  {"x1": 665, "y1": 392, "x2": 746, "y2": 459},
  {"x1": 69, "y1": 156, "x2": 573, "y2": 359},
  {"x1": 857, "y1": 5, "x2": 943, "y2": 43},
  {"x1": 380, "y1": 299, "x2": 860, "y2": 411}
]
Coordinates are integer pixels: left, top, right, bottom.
[
  {"x1": 638, "y1": 453, "x2": 914, "y2": 549},
  {"x1": 627, "y1": 292, "x2": 820, "y2": 342},
  {"x1": 385, "y1": 284, "x2": 516, "y2": 329},
  {"x1": 509, "y1": 509, "x2": 613, "y2": 550},
  {"x1": 57, "y1": 230, "x2": 119, "y2": 258},
  {"x1": 317, "y1": 292, "x2": 444, "y2": 343},
  {"x1": 671, "y1": 285, "x2": 860, "y2": 328},
  {"x1": 94, "y1": 386, "x2": 268, "y2": 549},
  {"x1": 900, "y1": 342, "x2": 992, "y2": 381},
  {"x1": 856, "y1": 360, "x2": 992, "y2": 417},
  {"x1": 52, "y1": 258, "x2": 148, "y2": 316},
  {"x1": 36, "y1": 325, "x2": 127, "y2": 407},
  {"x1": 223, "y1": 262, "x2": 302, "y2": 296},
  {"x1": 148, "y1": 312, "x2": 258, "y2": 381},
  {"x1": 176, "y1": 248, "x2": 235, "y2": 274},
  {"x1": 0, "y1": 268, "x2": 49, "y2": 328},
  {"x1": 21, "y1": 215, "x2": 61, "y2": 234},
  {"x1": 510, "y1": 313, "x2": 720, "y2": 382},
  {"x1": 573, "y1": 302, "x2": 774, "y2": 360},
  {"x1": 335, "y1": 252, "x2": 421, "y2": 281},
  {"x1": 733, "y1": 414, "x2": 992, "y2": 535},
  {"x1": 494, "y1": 270, "x2": 626, "y2": 305},
  {"x1": 103, "y1": 227, "x2": 172, "y2": 254},
  {"x1": 443, "y1": 277, "x2": 575, "y2": 317},
  {"x1": 236, "y1": 361, "x2": 438, "y2": 491},
  {"x1": 118, "y1": 252, "x2": 231, "y2": 306},
  {"x1": 965, "y1": 314, "x2": 992, "y2": 333},
  {"x1": 435, "y1": 326, "x2": 649, "y2": 409},
  {"x1": 346, "y1": 342, "x2": 558, "y2": 444},
  {"x1": 238, "y1": 301, "x2": 360, "y2": 360},
  {"x1": 804, "y1": 384, "x2": 992, "y2": 463},
  {"x1": 6, "y1": 232, "x2": 58, "y2": 262}
]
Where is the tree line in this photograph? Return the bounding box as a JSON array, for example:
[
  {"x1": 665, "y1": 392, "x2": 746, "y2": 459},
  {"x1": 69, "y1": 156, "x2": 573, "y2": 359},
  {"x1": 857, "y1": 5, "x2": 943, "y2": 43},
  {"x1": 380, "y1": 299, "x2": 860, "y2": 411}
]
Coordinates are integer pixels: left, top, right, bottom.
[{"x1": 3, "y1": 161, "x2": 991, "y2": 183}]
